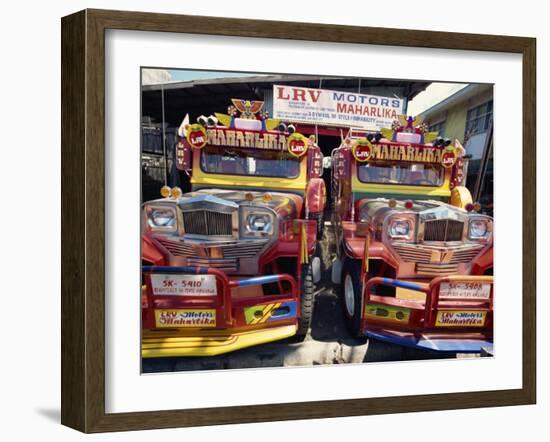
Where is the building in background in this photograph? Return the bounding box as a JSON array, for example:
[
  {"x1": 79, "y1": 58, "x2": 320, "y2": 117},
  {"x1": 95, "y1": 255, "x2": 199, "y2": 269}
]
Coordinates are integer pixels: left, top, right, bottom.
[{"x1": 420, "y1": 84, "x2": 493, "y2": 214}]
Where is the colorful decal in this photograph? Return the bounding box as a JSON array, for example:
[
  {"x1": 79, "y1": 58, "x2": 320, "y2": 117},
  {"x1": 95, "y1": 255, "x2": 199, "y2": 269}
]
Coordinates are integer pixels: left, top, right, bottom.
[
  {"x1": 231, "y1": 99, "x2": 264, "y2": 119},
  {"x1": 441, "y1": 146, "x2": 458, "y2": 168},
  {"x1": 300, "y1": 222, "x2": 309, "y2": 264},
  {"x1": 244, "y1": 301, "x2": 297, "y2": 325},
  {"x1": 155, "y1": 309, "x2": 216, "y2": 328},
  {"x1": 435, "y1": 310, "x2": 486, "y2": 327},
  {"x1": 205, "y1": 127, "x2": 288, "y2": 150},
  {"x1": 352, "y1": 142, "x2": 456, "y2": 165},
  {"x1": 381, "y1": 115, "x2": 438, "y2": 144},
  {"x1": 364, "y1": 303, "x2": 410, "y2": 323},
  {"x1": 150, "y1": 274, "x2": 217, "y2": 296},
  {"x1": 352, "y1": 138, "x2": 373, "y2": 162},
  {"x1": 287, "y1": 133, "x2": 309, "y2": 157},
  {"x1": 186, "y1": 123, "x2": 208, "y2": 149},
  {"x1": 175, "y1": 140, "x2": 187, "y2": 170},
  {"x1": 215, "y1": 99, "x2": 280, "y2": 131},
  {"x1": 363, "y1": 232, "x2": 370, "y2": 273},
  {"x1": 439, "y1": 282, "x2": 491, "y2": 300}
]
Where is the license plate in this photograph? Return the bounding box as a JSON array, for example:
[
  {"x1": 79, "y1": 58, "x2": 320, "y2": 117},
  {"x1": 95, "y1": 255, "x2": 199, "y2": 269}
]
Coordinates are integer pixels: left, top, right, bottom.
[
  {"x1": 439, "y1": 282, "x2": 491, "y2": 300},
  {"x1": 155, "y1": 309, "x2": 216, "y2": 328},
  {"x1": 435, "y1": 310, "x2": 487, "y2": 327},
  {"x1": 150, "y1": 274, "x2": 217, "y2": 296}
]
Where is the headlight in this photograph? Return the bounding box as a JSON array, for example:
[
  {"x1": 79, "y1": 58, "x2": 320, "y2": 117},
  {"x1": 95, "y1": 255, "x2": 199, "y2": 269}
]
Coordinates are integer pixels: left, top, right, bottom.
[
  {"x1": 146, "y1": 206, "x2": 177, "y2": 230},
  {"x1": 390, "y1": 220, "x2": 410, "y2": 236},
  {"x1": 469, "y1": 218, "x2": 491, "y2": 240},
  {"x1": 241, "y1": 207, "x2": 275, "y2": 237},
  {"x1": 245, "y1": 213, "x2": 273, "y2": 235},
  {"x1": 387, "y1": 217, "x2": 415, "y2": 241},
  {"x1": 247, "y1": 214, "x2": 272, "y2": 232}
]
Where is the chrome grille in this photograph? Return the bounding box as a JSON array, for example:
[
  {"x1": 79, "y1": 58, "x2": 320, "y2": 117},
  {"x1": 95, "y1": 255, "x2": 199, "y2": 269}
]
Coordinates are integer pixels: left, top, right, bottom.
[
  {"x1": 416, "y1": 263, "x2": 459, "y2": 276},
  {"x1": 392, "y1": 243, "x2": 484, "y2": 264},
  {"x1": 182, "y1": 210, "x2": 232, "y2": 236},
  {"x1": 156, "y1": 237, "x2": 267, "y2": 258},
  {"x1": 423, "y1": 219, "x2": 464, "y2": 242},
  {"x1": 154, "y1": 236, "x2": 268, "y2": 274},
  {"x1": 186, "y1": 257, "x2": 237, "y2": 272},
  {"x1": 155, "y1": 238, "x2": 196, "y2": 256}
]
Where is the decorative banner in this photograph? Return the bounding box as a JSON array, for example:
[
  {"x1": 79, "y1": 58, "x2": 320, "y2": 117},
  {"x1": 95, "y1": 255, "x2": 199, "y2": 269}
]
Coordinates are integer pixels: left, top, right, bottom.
[
  {"x1": 186, "y1": 123, "x2": 207, "y2": 149},
  {"x1": 353, "y1": 143, "x2": 455, "y2": 165},
  {"x1": 273, "y1": 85, "x2": 405, "y2": 131},
  {"x1": 206, "y1": 127, "x2": 288, "y2": 150},
  {"x1": 441, "y1": 146, "x2": 458, "y2": 168},
  {"x1": 287, "y1": 133, "x2": 309, "y2": 157},
  {"x1": 352, "y1": 138, "x2": 372, "y2": 162}
]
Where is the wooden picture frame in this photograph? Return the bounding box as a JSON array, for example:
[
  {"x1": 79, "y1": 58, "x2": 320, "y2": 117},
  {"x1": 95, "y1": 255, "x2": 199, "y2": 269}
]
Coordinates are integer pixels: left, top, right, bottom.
[{"x1": 61, "y1": 8, "x2": 536, "y2": 433}]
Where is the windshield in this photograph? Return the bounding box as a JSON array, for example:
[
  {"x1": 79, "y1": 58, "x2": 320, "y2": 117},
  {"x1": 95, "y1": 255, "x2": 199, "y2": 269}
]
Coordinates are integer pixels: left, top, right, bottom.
[
  {"x1": 200, "y1": 146, "x2": 301, "y2": 178},
  {"x1": 357, "y1": 161, "x2": 445, "y2": 187}
]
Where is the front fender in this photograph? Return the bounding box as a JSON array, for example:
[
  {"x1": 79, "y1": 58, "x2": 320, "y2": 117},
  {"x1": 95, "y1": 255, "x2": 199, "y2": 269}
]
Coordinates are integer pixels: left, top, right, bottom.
[{"x1": 142, "y1": 234, "x2": 165, "y2": 265}]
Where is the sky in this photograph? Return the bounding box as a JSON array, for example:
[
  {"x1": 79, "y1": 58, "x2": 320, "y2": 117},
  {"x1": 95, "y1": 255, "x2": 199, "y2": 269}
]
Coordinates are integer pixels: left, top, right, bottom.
[
  {"x1": 142, "y1": 68, "x2": 467, "y2": 115},
  {"x1": 407, "y1": 82, "x2": 467, "y2": 115}
]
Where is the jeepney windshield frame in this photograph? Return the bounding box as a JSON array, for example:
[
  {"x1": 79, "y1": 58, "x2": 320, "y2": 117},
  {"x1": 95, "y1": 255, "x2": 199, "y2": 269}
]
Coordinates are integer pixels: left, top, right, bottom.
[
  {"x1": 199, "y1": 145, "x2": 303, "y2": 180},
  {"x1": 356, "y1": 160, "x2": 446, "y2": 187}
]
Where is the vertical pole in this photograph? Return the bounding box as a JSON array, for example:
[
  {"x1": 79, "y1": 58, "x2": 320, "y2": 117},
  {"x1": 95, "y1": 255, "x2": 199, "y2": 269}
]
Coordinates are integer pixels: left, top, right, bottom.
[{"x1": 161, "y1": 84, "x2": 168, "y2": 186}]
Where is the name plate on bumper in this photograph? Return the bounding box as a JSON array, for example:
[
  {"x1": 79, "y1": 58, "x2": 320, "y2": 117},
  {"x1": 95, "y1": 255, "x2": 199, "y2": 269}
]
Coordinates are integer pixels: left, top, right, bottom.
[
  {"x1": 155, "y1": 309, "x2": 217, "y2": 328},
  {"x1": 435, "y1": 310, "x2": 486, "y2": 327},
  {"x1": 151, "y1": 274, "x2": 217, "y2": 296}
]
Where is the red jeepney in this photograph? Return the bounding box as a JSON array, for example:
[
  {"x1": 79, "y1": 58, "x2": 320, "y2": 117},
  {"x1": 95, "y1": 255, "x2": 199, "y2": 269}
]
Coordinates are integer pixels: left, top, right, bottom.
[
  {"x1": 141, "y1": 100, "x2": 326, "y2": 357},
  {"x1": 331, "y1": 116, "x2": 494, "y2": 353}
]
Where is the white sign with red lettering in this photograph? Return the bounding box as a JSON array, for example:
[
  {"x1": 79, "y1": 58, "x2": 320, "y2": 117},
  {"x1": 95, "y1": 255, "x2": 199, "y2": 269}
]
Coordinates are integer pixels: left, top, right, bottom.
[
  {"x1": 272, "y1": 85, "x2": 405, "y2": 131},
  {"x1": 439, "y1": 282, "x2": 491, "y2": 300},
  {"x1": 151, "y1": 274, "x2": 217, "y2": 296}
]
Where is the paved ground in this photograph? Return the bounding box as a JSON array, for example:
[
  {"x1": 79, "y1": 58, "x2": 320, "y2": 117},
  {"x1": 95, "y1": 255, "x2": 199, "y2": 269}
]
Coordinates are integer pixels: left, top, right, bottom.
[{"x1": 142, "y1": 225, "x2": 459, "y2": 373}]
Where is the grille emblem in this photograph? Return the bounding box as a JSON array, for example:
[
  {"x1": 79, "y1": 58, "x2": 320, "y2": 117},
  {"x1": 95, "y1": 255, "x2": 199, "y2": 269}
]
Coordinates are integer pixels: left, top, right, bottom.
[{"x1": 430, "y1": 250, "x2": 454, "y2": 263}]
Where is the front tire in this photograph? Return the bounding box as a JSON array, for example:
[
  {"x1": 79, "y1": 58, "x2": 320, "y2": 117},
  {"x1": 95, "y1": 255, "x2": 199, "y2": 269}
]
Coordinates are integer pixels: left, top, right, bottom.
[
  {"x1": 295, "y1": 263, "x2": 315, "y2": 340},
  {"x1": 340, "y1": 258, "x2": 364, "y2": 337}
]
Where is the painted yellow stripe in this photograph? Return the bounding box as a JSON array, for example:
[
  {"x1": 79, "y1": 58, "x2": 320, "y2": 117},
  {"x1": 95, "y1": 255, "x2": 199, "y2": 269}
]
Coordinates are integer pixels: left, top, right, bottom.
[
  {"x1": 250, "y1": 303, "x2": 274, "y2": 325},
  {"x1": 142, "y1": 324, "x2": 297, "y2": 357},
  {"x1": 259, "y1": 302, "x2": 281, "y2": 324},
  {"x1": 253, "y1": 304, "x2": 275, "y2": 324}
]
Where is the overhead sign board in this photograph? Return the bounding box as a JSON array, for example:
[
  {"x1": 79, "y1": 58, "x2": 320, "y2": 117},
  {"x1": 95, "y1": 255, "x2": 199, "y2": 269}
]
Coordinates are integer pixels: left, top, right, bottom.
[{"x1": 273, "y1": 85, "x2": 405, "y2": 131}]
